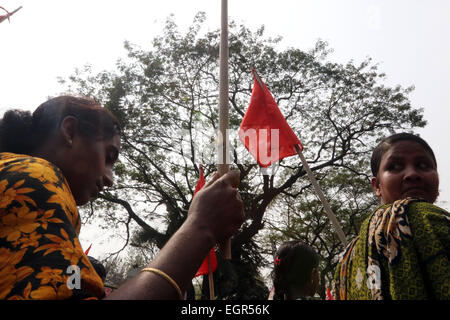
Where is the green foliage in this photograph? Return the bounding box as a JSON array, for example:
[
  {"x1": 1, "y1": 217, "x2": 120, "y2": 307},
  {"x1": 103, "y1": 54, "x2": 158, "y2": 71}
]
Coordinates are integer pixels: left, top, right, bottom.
[{"x1": 62, "y1": 12, "x2": 426, "y2": 299}]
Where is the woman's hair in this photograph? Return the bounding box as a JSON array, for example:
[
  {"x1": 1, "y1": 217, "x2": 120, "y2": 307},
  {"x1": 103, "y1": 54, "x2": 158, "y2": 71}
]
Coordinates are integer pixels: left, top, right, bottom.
[
  {"x1": 0, "y1": 95, "x2": 121, "y2": 155},
  {"x1": 272, "y1": 240, "x2": 319, "y2": 300},
  {"x1": 370, "y1": 132, "x2": 437, "y2": 177}
]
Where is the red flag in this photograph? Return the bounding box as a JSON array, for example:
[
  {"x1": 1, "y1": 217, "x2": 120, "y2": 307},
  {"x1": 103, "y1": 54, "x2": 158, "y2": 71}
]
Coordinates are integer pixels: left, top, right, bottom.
[
  {"x1": 84, "y1": 243, "x2": 92, "y2": 256},
  {"x1": 195, "y1": 248, "x2": 218, "y2": 277},
  {"x1": 326, "y1": 287, "x2": 333, "y2": 300},
  {"x1": 0, "y1": 6, "x2": 22, "y2": 24},
  {"x1": 239, "y1": 69, "x2": 303, "y2": 167},
  {"x1": 193, "y1": 165, "x2": 206, "y2": 195},
  {"x1": 0, "y1": 6, "x2": 11, "y2": 23},
  {"x1": 193, "y1": 166, "x2": 218, "y2": 277}
]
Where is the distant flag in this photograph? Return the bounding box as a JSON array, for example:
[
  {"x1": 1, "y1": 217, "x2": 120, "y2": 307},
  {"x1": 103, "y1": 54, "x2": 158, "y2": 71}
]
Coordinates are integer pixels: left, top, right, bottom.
[
  {"x1": 239, "y1": 68, "x2": 303, "y2": 168},
  {"x1": 195, "y1": 249, "x2": 218, "y2": 277},
  {"x1": 0, "y1": 6, "x2": 10, "y2": 23},
  {"x1": 193, "y1": 165, "x2": 206, "y2": 195},
  {"x1": 267, "y1": 286, "x2": 275, "y2": 300},
  {"x1": 84, "y1": 243, "x2": 92, "y2": 256},
  {"x1": 0, "y1": 6, "x2": 22, "y2": 24},
  {"x1": 192, "y1": 166, "x2": 218, "y2": 277},
  {"x1": 326, "y1": 287, "x2": 333, "y2": 300}
]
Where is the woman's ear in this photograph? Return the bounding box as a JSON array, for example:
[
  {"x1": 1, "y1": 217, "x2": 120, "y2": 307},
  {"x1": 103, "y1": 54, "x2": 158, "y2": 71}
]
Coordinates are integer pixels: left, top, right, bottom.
[
  {"x1": 59, "y1": 116, "x2": 78, "y2": 147},
  {"x1": 371, "y1": 176, "x2": 381, "y2": 197}
]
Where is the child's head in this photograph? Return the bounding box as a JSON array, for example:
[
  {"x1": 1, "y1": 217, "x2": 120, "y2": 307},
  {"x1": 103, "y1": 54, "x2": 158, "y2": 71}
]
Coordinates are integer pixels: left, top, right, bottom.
[{"x1": 272, "y1": 240, "x2": 320, "y2": 300}]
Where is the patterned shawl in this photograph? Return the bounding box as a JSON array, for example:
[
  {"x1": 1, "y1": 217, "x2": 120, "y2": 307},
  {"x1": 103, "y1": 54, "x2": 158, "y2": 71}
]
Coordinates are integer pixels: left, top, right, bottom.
[{"x1": 332, "y1": 198, "x2": 450, "y2": 300}]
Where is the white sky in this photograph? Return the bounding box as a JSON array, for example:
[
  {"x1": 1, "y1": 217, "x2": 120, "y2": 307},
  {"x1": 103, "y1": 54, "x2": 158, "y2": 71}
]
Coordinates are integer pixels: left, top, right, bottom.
[{"x1": 1, "y1": 0, "x2": 450, "y2": 256}]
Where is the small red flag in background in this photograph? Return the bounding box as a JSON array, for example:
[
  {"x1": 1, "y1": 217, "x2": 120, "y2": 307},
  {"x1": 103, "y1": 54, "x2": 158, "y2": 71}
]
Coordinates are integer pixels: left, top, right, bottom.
[
  {"x1": 84, "y1": 243, "x2": 92, "y2": 256},
  {"x1": 326, "y1": 287, "x2": 333, "y2": 300},
  {"x1": 0, "y1": 6, "x2": 11, "y2": 23},
  {"x1": 193, "y1": 165, "x2": 206, "y2": 195},
  {"x1": 0, "y1": 6, "x2": 22, "y2": 24},
  {"x1": 193, "y1": 166, "x2": 218, "y2": 277},
  {"x1": 239, "y1": 69, "x2": 303, "y2": 168}
]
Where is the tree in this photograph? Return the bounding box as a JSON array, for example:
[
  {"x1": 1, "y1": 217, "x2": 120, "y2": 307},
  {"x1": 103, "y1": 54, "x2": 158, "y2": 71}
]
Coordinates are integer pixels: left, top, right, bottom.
[
  {"x1": 59, "y1": 12, "x2": 426, "y2": 299},
  {"x1": 261, "y1": 162, "x2": 379, "y2": 299}
]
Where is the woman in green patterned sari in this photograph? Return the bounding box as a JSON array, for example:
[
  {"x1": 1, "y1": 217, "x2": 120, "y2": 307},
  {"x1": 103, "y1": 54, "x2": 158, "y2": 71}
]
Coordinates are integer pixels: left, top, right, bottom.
[{"x1": 332, "y1": 133, "x2": 450, "y2": 300}]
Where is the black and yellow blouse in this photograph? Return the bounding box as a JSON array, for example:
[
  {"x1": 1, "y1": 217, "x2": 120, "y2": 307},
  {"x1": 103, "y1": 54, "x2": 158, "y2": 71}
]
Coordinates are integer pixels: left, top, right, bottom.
[{"x1": 0, "y1": 152, "x2": 104, "y2": 299}]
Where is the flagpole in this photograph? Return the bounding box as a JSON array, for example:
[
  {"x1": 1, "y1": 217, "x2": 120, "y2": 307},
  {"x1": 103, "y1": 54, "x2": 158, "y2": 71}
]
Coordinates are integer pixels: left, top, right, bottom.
[
  {"x1": 294, "y1": 144, "x2": 348, "y2": 247},
  {"x1": 204, "y1": 0, "x2": 230, "y2": 301},
  {"x1": 217, "y1": 0, "x2": 232, "y2": 259}
]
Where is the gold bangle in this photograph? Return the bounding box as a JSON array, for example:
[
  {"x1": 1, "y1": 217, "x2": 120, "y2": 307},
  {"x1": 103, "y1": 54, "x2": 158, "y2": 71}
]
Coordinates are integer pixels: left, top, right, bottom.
[{"x1": 140, "y1": 267, "x2": 183, "y2": 300}]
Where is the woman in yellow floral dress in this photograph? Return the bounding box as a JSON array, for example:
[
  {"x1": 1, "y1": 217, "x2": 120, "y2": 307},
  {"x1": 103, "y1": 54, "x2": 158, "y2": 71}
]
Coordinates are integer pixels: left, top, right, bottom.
[
  {"x1": 0, "y1": 95, "x2": 244, "y2": 299},
  {"x1": 332, "y1": 133, "x2": 450, "y2": 300}
]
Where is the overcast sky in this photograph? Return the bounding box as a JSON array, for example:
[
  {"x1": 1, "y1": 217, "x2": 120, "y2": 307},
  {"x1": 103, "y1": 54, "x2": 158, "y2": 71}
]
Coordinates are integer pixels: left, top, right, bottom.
[{"x1": 1, "y1": 0, "x2": 449, "y2": 256}]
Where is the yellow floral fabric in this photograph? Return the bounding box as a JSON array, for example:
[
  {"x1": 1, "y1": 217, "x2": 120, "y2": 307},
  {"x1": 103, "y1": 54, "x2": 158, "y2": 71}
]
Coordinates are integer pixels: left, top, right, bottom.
[{"x1": 0, "y1": 152, "x2": 104, "y2": 299}]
